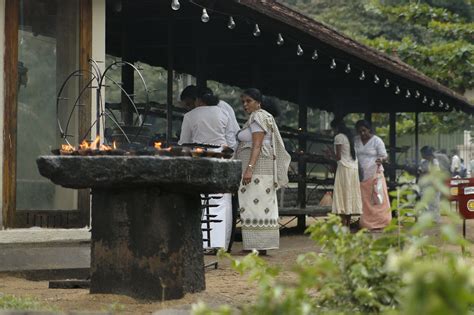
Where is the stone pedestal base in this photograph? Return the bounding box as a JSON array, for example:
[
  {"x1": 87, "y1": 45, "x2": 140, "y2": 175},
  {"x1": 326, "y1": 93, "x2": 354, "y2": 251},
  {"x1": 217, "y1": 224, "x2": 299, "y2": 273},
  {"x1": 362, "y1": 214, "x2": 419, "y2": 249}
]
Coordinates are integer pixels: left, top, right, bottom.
[{"x1": 90, "y1": 187, "x2": 204, "y2": 300}]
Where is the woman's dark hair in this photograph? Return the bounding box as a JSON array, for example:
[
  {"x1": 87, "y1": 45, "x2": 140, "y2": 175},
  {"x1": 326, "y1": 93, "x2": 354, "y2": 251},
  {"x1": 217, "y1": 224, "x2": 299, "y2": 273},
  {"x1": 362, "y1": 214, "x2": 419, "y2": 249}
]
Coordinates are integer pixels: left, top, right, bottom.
[
  {"x1": 355, "y1": 119, "x2": 373, "y2": 133},
  {"x1": 242, "y1": 88, "x2": 263, "y2": 103},
  {"x1": 331, "y1": 118, "x2": 356, "y2": 161},
  {"x1": 262, "y1": 96, "x2": 281, "y2": 117},
  {"x1": 197, "y1": 87, "x2": 219, "y2": 106},
  {"x1": 180, "y1": 85, "x2": 198, "y2": 101}
]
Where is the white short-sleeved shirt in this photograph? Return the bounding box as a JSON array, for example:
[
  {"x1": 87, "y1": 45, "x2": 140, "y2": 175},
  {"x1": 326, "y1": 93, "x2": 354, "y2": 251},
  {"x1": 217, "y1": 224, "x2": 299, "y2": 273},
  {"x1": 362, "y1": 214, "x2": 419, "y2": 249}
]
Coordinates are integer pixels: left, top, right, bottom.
[
  {"x1": 178, "y1": 106, "x2": 232, "y2": 147},
  {"x1": 334, "y1": 133, "x2": 357, "y2": 169},
  {"x1": 354, "y1": 135, "x2": 387, "y2": 181},
  {"x1": 217, "y1": 101, "x2": 240, "y2": 149}
]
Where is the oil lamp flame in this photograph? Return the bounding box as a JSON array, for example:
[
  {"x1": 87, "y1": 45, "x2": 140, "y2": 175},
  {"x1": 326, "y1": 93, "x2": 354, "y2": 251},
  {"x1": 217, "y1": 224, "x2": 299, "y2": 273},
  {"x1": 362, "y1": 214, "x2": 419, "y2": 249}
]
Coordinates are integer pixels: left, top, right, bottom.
[
  {"x1": 90, "y1": 136, "x2": 100, "y2": 150},
  {"x1": 60, "y1": 144, "x2": 75, "y2": 153}
]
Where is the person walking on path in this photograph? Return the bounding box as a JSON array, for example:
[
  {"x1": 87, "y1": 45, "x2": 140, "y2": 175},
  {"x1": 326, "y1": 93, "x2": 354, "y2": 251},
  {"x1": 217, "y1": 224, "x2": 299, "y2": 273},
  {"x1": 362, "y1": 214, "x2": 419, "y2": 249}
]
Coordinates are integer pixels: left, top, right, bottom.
[{"x1": 330, "y1": 118, "x2": 362, "y2": 228}]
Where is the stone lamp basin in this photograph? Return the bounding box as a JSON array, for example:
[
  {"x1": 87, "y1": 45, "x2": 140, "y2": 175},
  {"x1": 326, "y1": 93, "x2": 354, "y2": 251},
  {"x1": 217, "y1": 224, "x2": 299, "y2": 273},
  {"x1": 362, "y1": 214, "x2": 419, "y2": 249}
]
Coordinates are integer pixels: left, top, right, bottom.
[
  {"x1": 37, "y1": 155, "x2": 241, "y2": 192},
  {"x1": 37, "y1": 155, "x2": 242, "y2": 300}
]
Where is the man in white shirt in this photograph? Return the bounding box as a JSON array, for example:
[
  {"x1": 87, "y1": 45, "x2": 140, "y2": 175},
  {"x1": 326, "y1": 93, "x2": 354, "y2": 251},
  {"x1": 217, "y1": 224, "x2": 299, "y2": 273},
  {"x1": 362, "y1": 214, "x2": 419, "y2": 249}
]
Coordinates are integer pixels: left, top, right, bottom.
[
  {"x1": 178, "y1": 86, "x2": 237, "y2": 251},
  {"x1": 180, "y1": 85, "x2": 240, "y2": 150}
]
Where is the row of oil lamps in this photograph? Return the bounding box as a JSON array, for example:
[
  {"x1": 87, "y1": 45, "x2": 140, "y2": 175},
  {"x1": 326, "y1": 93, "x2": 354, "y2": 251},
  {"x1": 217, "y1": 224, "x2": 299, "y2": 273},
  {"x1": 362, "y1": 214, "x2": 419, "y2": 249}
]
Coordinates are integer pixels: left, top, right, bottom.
[{"x1": 56, "y1": 138, "x2": 232, "y2": 159}]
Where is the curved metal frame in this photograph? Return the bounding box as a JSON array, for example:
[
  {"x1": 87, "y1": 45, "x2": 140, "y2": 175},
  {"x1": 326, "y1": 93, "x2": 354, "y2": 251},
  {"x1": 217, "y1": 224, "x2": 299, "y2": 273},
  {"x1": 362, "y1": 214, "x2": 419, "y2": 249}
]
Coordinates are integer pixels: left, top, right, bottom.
[{"x1": 56, "y1": 59, "x2": 152, "y2": 147}]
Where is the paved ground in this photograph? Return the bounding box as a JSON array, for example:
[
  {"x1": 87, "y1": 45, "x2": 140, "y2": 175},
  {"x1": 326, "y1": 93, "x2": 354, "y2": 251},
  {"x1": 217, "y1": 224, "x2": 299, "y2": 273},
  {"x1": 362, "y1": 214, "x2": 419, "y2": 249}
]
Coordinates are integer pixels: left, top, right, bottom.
[
  {"x1": 0, "y1": 228, "x2": 90, "y2": 244},
  {"x1": 0, "y1": 228, "x2": 90, "y2": 272}
]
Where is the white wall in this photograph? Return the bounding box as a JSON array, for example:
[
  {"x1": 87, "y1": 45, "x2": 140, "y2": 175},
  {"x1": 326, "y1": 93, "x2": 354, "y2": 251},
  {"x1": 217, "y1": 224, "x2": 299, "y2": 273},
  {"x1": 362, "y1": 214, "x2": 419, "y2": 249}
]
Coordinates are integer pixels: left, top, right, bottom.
[
  {"x1": 92, "y1": 0, "x2": 106, "y2": 142},
  {"x1": 0, "y1": 0, "x2": 5, "y2": 228}
]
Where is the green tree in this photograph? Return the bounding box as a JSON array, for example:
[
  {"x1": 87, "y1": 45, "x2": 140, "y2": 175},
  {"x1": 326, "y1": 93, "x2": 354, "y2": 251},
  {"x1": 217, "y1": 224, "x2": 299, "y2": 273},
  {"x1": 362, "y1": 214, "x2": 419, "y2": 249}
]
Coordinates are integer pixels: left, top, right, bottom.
[{"x1": 280, "y1": 0, "x2": 474, "y2": 135}]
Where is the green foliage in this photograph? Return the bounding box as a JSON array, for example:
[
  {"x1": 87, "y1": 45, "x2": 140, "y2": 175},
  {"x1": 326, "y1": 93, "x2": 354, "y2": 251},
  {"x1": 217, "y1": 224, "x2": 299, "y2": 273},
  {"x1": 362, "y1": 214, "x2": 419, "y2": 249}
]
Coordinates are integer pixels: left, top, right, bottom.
[
  {"x1": 193, "y1": 168, "x2": 474, "y2": 315},
  {"x1": 280, "y1": 0, "x2": 474, "y2": 136}
]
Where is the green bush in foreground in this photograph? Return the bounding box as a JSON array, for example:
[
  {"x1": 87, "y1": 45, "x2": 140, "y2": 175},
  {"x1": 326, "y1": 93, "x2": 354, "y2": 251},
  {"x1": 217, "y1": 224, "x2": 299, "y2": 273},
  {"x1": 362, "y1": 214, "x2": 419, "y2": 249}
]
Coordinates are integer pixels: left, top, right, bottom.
[{"x1": 193, "y1": 170, "x2": 474, "y2": 315}]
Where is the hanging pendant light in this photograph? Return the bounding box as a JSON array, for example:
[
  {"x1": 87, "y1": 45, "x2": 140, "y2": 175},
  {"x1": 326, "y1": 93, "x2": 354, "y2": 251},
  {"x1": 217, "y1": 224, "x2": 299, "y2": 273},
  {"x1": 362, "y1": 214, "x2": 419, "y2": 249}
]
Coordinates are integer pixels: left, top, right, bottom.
[
  {"x1": 405, "y1": 90, "x2": 411, "y2": 98},
  {"x1": 330, "y1": 59, "x2": 336, "y2": 69},
  {"x1": 311, "y1": 50, "x2": 319, "y2": 60},
  {"x1": 415, "y1": 90, "x2": 421, "y2": 98},
  {"x1": 276, "y1": 33, "x2": 284, "y2": 46},
  {"x1": 201, "y1": 8, "x2": 210, "y2": 23},
  {"x1": 171, "y1": 0, "x2": 180, "y2": 10},
  {"x1": 384, "y1": 79, "x2": 390, "y2": 88},
  {"x1": 359, "y1": 71, "x2": 366, "y2": 80},
  {"x1": 374, "y1": 75, "x2": 380, "y2": 84},
  {"x1": 253, "y1": 24, "x2": 261, "y2": 37},
  {"x1": 297, "y1": 44, "x2": 304, "y2": 56},
  {"x1": 395, "y1": 86, "x2": 401, "y2": 94},
  {"x1": 227, "y1": 16, "x2": 236, "y2": 29},
  {"x1": 345, "y1": 64, "x2": 351, "y2": 73},
  {"x1": 422, "y1": 96, "x2": 428, "y2": 103}
]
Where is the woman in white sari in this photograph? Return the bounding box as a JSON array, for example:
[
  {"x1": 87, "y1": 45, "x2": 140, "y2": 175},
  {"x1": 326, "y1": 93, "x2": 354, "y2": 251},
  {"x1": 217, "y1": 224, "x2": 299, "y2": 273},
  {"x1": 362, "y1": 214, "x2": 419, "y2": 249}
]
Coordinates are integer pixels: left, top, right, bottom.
[{"x1": 234, "y1": 89, "x2": 291, "y2": 255}]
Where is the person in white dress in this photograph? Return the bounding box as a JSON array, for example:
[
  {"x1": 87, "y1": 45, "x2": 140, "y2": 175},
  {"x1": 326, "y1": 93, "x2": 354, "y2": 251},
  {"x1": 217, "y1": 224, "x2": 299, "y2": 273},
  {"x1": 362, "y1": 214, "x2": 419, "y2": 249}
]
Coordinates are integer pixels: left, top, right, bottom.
[
  {"x1": 354, "y1": 120, "x2": 391, "y2": 230},
  {"x1": 178, "y1": 87, "x2": 235, "y2": 251},
  {"x1": 330, "y1": 118, "x2": 362, "y2": 228}
]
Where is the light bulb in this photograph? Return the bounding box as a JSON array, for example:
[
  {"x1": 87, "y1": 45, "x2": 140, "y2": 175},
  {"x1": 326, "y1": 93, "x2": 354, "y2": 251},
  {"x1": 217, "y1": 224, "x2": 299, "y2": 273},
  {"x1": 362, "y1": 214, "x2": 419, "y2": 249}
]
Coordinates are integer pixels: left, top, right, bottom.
[
  {"x1": 422, "y1": 96, "x2": 427, "y2": 103},
  {"x1": 359, "y1": 71, "x2": 365, "y2": 80},
  {"x1": 374, "y1": 75, "x2": 380, "y2": 84},
  {"x1": 311, "y1": 50, "x2": 318, "y2": 60},
  {"x1": 415, "y1": 90, "x2": 420, "y2": 98},
  {"x1": 395, "y1": 86, "x2": 401, "y2": 94},
  {"x1": 171, "y1": 0, "x2": 180, "y2": 10},
  {"x1": 227, "y1": 16, "x2": 236, "y2": 29},
  {"x1": 345, "y1": 64, "x2": 351, "y2": 73},
  {"x1": 253, "y1": 24, "x2": 261, "y2": 37},
  {"x1": 201, "y1": 8, "x2": 210, "y2": 23},
  {"x1": 405, "y1": 90, "x2": 411, "y2": 98},
  {"x1": 384, "y1": 79, "x2": 390, "y2": 88},
  {"x1": 276, "y1": 33, "x2": 284, "y2": 46},
  {"x1": 430, "y1": 99, "x2": 435, "y2": 106},
  {"x1": 297, "y1": 44, "x2": 304, "y2": 56},
  {"x1": 330, "y1": 59, "x2": 336, "y2": 69}
]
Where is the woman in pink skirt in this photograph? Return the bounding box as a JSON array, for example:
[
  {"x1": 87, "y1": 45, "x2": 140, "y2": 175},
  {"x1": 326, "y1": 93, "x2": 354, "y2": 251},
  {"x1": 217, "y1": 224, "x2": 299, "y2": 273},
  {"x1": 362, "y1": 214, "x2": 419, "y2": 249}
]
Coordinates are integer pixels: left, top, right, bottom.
[{"x1": 354, "y1": 120, "x2": 391, "y2": 231}]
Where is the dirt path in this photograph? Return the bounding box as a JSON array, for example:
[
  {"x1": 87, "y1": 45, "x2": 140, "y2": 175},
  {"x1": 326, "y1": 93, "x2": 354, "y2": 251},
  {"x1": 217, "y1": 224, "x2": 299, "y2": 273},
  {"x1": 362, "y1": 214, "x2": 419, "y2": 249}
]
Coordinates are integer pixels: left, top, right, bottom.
[
  {"x1": 2, "y1": 215, "x2": 473, "y2": 314},
  {"x1": 0, "y1": 233, "x2": 318, "y2": 314}
]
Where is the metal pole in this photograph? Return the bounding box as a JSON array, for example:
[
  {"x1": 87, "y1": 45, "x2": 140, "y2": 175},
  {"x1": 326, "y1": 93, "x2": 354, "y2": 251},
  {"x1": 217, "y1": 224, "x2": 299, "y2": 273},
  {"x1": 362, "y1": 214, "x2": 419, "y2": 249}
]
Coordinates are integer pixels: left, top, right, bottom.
[
  {"x1": 166, "y1": 21, "x2": 174, "y2": 143},
  {"x1": 389, "y1": 112, "x2": 397, "y2": 181},
  {"x1": 415, "y1": 112, "x2": 419, "y2": 167}
]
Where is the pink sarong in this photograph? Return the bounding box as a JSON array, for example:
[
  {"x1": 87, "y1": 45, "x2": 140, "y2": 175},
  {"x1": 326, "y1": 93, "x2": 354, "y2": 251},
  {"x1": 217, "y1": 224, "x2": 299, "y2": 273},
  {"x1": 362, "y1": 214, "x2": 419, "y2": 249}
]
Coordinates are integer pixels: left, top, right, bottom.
[{"x1": 360, "y1": 173, "x2": 391, "y2": 230}]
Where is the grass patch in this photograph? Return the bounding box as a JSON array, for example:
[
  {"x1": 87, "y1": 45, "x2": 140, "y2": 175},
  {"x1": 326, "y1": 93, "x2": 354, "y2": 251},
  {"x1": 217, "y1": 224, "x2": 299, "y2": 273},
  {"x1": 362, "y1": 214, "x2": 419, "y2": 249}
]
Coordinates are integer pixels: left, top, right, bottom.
[{"x1": 0, "y1": 293, "x2": 52, "y2": 311}]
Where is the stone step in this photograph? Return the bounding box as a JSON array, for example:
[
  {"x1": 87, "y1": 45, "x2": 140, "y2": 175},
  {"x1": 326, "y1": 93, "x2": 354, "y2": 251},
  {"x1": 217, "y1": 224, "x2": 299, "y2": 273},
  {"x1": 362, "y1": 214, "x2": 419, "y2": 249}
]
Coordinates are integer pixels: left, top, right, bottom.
[{"x1": 0, "y1": 228, "x2": 90, "y2": 278}]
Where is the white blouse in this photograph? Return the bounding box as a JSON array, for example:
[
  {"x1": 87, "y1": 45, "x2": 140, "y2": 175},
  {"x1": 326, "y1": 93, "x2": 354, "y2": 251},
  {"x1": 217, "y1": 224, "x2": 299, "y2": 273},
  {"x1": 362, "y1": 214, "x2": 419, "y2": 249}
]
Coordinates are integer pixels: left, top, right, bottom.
[
  {"x1": 334, "y1": 133, "x2": 358, "y2": 169},
  {"x1": 237, "y1": 121, "x2": 272, "y2": 144},
  {"x1": 354, "y1": 135, "x2": 388, "y2": 181}
]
